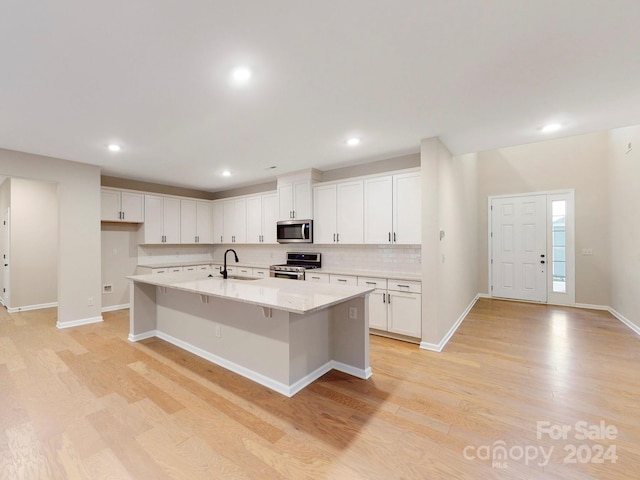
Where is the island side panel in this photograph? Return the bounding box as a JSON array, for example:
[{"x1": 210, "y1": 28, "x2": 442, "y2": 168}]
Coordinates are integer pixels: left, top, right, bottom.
[
  {"x1": 330, "y1": 295, "x2": 371, "y2": 379},
  {"x1": 155, "y1": 288, "x2": 292, "y2": 387},
  {"x1": 289, "y1": 309, "x2": 331, "y2": 385},
  {"x1": 129, "y1": 280, "x2": 158, "y2": 341}
]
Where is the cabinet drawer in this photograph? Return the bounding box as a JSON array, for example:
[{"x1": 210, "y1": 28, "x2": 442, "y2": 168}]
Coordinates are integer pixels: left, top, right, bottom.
[
  {"x1": 184, "y1": 265, "x2": 198, "y2": 272},
  {"x1": 388, "y1": 280, "x2": 421, "y2": 294},
  {"x1": 306, "y1": 272, "x2": 330, "y2": 283},
  {"x1": 197, "y1": 265, "x2": 211, "y2": 271},
  {"x1": 236, "y1": 267, "x2": 253, "y2": 277},
  {"x1": 330, "y1": 274, "x2": 357, "y2": 286},
  {"x1": 169, "y1": 267, "x2": 184, "y2": 274},
  {"x1": 253, "y1": 268, "x2": 269, "y2": 278},
  {"x1": 151, "y1": 268, "x2": 168, "y2": 275},
  {"x1": 357, "y1": 277, "x2": 387, "y2": 289}
]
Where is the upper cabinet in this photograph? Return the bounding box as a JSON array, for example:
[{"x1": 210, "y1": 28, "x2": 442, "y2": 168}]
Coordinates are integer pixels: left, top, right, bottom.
[
  {"x1": 180, "y1": 199, "x2": 212, "y2": 244},
  {"x1": 141, "y1": 195, "x2": 181, "y2": 244},
  {"x1": 222, "y1": 197, "x2": 247, "y2": 243},
  {"x1": 364, "y1": 170, "x2": 421, "y2": 245},
  {"x1": 277, "y1": 170, "x2": 320, "y2": 220},
  {"x1": 313, "y1": 180, "x2": 364, "y2": 244},
  {"x1": 246, "y1": 192, "x2": 278, "y2": 244},
  {"x1": 101, "y1": 188, "x2": 144, "y2": 223},
  {"x1": 212, "y1": 200, "x2": 224, "y2": 244}
]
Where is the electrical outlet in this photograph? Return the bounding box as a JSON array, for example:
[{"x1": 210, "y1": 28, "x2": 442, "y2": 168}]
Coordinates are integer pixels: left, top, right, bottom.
[
  {"x1": 103, "y1": 284, "x2": 113, "y2": 294},
  {"x1": 581, "y1": 248, "x2": 593, "y2": 256},
  {"x1": 215, "y1": 325, "x2": 221, "y2": 338},
  {"x1": 349, "y1": 307, "x2": 358, "y2": 319},
  {"x1": 88, "y1": 297, "x2": 94, "y2": 306}
]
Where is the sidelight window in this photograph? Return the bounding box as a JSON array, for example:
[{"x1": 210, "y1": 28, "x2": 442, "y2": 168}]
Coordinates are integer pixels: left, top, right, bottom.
[{"x1": 551, "y1": 200, "x2": 566, "y2": 293}]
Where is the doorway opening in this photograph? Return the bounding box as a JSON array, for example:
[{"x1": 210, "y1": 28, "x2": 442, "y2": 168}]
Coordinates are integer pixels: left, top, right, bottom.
[{"x1": 489, "y1": 190, "x2": 575, "y2": 305}]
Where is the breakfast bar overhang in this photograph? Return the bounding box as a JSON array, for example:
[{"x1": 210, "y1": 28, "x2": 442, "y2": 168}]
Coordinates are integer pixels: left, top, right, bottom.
[{"x1": 128, "y1": 273, "x2": 373, "y2": 397}]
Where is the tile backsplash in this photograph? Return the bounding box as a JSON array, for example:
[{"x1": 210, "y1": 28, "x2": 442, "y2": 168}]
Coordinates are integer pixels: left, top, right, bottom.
[
  {"x1": 137, "y1": 244, "x2": 214, "y2": 266},
  {"x1": 211, "y1": 244, "x2": 421, "y2": 274}
]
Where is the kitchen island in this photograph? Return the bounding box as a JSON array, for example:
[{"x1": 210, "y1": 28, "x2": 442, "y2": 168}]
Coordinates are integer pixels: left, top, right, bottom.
[{"x1": 128, "y1": 272, "x2": 373, "y2": 396}]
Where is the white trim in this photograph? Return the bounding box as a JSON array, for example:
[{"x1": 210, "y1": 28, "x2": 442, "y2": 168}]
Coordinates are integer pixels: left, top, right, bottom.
[
  {"x1": 7, "y1": 301, "x2": 58, "y2": 313},
  {"x1": 573, "y1": 303, "x2": 609, "y2": 311},
  {"x1": 56, "y1": 315, "x2": 103, "y2": 329},
  {"x1": 331, "y1": 361, "x2": 372, "y2": 380},
  {"x1": 128, "y1": 330, "x2": 158, "y2": 342},
  {"x1": 101, "y1": 303, "x2": 130, "y2": 313},
  {"x1": 608, "y1": 308, "x2": 640, "y2": 337},
  {"x1": 420, "y1": 294, "x2": 481, "y2": 352},
  {"x1": 288, "y1": 363, "x2": 334, "y2": 397}
]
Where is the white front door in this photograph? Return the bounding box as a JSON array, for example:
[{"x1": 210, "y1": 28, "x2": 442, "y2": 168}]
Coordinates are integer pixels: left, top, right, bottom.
[
  {"x1": 2, "y1": 208, "x2": 9, "y2": 307},
  {"x1": 491, "y1": 195, "x2": 547, "y2": 302}
]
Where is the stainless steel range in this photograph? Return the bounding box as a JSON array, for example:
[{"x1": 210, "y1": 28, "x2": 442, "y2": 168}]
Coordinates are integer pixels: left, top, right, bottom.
[{"x1": 269, "y1": 252, "x2": 321, "y2": 280}]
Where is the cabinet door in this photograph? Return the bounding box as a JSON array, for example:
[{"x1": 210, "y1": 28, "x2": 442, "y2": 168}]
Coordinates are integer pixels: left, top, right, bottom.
[
  {"x1": 223, "y1": 200, "x2": 235, "y2": 243},
  {"x1": 393, "y1": 172, "x2": 421, "y2": 244},
  {"x1": 278, "y1": 183, "x2": 294, "y2": 220},
  {"x1": 144, "y1": 195, "x2": 164, "y2": 243},
  {"x1": 261, "y1": 193, "x2": 278, "y2": 244},
  {"x1": 368, "y1": 290, "x2": 388, "y2": 330},
  {"x1": 196, "y1": 201, "x2": 212, "y2": 243},
  {"x1": 163, "y1": 197, "x2": 181, "y2": 244},
  {"x1": 364, "y1": 176, "x2": 393, "y2": 244},
  {"x1": 212, "y1": 201, "x2": 224, "y2": 244},
  {"x1": 293, "y1": 180, "x2": 312, "y2": 219},
  {"x1": 246, "y1": 195, "x2": 263, "y2": 243},
  {"x1": 101, "y1": 189, "x2": 121, "y2": 222},
  {"x1": 336, "y1": 180, "x2": 363, "y2": 244},
  {"x1": 313, "y1": 184, "x2": 336, "y2": 244},
  {"x1": 180, "y1": 199, "x2": 197, "y2": 244},
  {"x1": 388, "y1": 291, "x2": 422, "y2": 337},
  {"x1": 121, "y1": 192, "x2": 144, "y2": 222},
  {"x1": 233, "y1": 198, "x2": 247, "y2": 243}
]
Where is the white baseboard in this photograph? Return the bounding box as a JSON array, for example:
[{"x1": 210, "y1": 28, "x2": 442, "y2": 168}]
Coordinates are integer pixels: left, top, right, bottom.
[
  {"x1": 102, "y1": 303, "x2": 130, "y2": 313},
  {"x1": 331, "y1": 361, "x2": 372, "y2": 380},
  {"x1": 7, "y1": 301, "x2": 58, "y2": 313},
  {"x1": 128, "y1": 330, "x2": 157, "y2": 342},
  {"x1": 420, "y1": 294, "x2": 481, "y2": 352},
  {"x1": 574, "y1": 303, "x2": 610, "y2": 311},
  {"x1": 56, "y1": 315, "x2": 103, "y2": 329},
  {"x1": 608, "y1": 308, "x2": 640, "y2": 337}
]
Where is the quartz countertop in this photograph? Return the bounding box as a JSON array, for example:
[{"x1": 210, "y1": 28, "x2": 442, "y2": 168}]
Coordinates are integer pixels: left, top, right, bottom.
[
  {"x1": 137, "y1": 261, "x2": 269, "y2": 269},
  {"x1": 128, "y1": 272, "x2": 373, "y2": 315}
]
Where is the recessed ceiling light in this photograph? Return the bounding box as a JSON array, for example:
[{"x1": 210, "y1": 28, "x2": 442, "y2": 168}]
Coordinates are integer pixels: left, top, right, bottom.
[
  {"x1": 541, "y1": 123, "x2": 562, "y2": 133},
  {"x1": 107, "y1": 144, "x2": 121, "y2": 152},
  {"x1": 346, "y1": 137, "x2": 361, "y2": 146},
  {"x1": 222, "y1": 170, "x2": 231, "y2": 177},
  {"x1": 230, "y1": 67, "x2": 252, "y2": 85}
]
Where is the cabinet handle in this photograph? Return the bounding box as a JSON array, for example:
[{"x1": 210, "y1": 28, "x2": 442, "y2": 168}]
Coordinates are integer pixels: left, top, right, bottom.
[
  {"x1": 366, "y1": 281, "x2": 377, "y2": 285},
  {"x1": 337, "y1": 279, "x2": 347, "y2": 282},
  {"x1": 311, "y1": 276, "x2": 320, "y2": 280},
  {"x1": 393, "y1": 232, "x2": 396, "y2": 243},
  {"x1": 336, "y1": 233, "x2": 339, "y2": 242},
  {"x1": 122, "y1": 211, "x2": 125, "y2": 220},
  {"x1": 397, "y1": 284, "x2": 410, "y2": 289},
  {"x1": 220, "y1": 236, "x2": 223, "y2": 243},
  {"x1": 388, "y1": 232, "x2": 391, "y2": 242},
  {"x1": 382, "y1": 293, "x2": 386, "y2": 303},
  {"x1": 388, "y1": 294, "x2": 391, "y2": 304},
  {"x1": 333, "y1": 233, "x2": 336, "y2": 242}
]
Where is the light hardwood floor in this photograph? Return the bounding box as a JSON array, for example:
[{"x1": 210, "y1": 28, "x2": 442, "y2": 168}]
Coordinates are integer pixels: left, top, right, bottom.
[{"x1": 1, "y1": 298, "x2": 639, "y2": 479}]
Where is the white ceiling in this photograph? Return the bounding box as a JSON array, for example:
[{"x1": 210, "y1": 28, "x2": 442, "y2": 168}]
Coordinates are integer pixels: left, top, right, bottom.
[{"x1": 2, "y1": 1, "x2": 640, "y2": 192}]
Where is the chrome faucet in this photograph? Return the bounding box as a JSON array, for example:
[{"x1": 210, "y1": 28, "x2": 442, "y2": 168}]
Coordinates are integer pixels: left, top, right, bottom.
[{"x1": 221, "y1": 248, "x2": 239, "y2": 279}]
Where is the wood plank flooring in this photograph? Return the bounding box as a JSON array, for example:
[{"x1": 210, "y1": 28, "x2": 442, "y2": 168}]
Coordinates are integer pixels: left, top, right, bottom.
[{"x1": 1, "y1": 298, "x2": 639, "y2": 479}]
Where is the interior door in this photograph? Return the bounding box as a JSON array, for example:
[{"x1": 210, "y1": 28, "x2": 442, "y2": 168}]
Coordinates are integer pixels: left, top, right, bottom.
[{"x1": 491, "y1": 195, "x2": 547, "y2": 302}]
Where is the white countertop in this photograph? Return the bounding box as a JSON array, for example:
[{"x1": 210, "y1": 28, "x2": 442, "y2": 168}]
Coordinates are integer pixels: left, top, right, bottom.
[
  {"x1": 138, "y1": 261, "x2": 269, "y2": 269},
  {"x1": 128, "y1": 272, "x2": 374, "y2": 315}
]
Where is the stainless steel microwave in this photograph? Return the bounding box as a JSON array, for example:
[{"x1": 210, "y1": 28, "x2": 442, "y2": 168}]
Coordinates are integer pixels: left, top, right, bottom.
[{"x1": 276, "y1": 219, "x2": 313, "y2": 243}]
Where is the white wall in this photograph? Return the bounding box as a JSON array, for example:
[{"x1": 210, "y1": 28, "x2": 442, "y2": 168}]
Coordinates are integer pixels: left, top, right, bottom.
[
  {"x1": 0, "y1": 178, "x2": 9, "y2": 304},
  {"x1": 9, "y1": 177, "x2": 58, "y2": 309},
  {"x1": 608, "y1": 125, "x2": 640, "y2": 329},
  {"x1": 476, "y1": 131, "x2": 611, "y2": 306},
  {"x1": 421, "y1": 138, "x2": 479, "y2": 348},
  {"x1": 0, "y1": 148, "x2": 102, "y2": 325}
]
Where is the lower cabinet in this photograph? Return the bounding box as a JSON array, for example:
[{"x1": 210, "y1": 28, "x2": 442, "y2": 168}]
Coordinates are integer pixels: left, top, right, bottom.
[
  {"x1": 358, "y1": 277, "x2": 422, "y2": 339},
  {"x1": 306, "y1": 272, "x2": 330, "y2": 283}
]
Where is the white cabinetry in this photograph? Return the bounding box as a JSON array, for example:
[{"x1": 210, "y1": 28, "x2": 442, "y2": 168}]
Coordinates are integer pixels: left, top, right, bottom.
[
  {"x1": 305, "y1": 272, "x2": 330, "y2": 283},
  {"x1": 329, "y1": 274, "x2": 358, "y2": 286},
  {"x1": 277, "y1": 171, "x2": 319, "y2": 220},
  {"x1": 246, "y1": 192, "x2": 278, "y2": 244},
  {"x1": 313, "y1": 180, "x2": 363, "y2": 244},
  {"x1": 101, "y1": 188, "x2": 144, "y2": 223},
  {"x1": 358, "y1": 277, "x2": 422, "y2": 339},
  {"x1": 223, "y1": 198, "x2": 247, "y2": 243},
  {"x1": 180, "y1": 200, "x2": 212, "y2": 244},
  {"x1": 364, "y1": 170, "x2": 421, "y2": 244},
  {"x1": 142, "y1": 195, "x2": 180, "y2": 244},
  {"x1": 212, "y1": 201, "x2": 224, "y2": 244}
]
